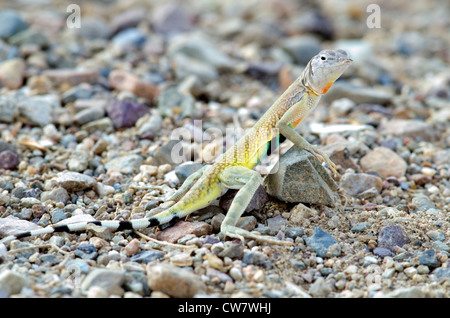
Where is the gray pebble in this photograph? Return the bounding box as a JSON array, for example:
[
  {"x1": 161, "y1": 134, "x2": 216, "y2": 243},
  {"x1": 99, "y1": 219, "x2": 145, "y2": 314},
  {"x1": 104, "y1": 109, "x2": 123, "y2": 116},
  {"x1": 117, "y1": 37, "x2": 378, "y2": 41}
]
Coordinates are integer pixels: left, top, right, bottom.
[
  {"x1": 81, "y1": 268, "x2": 125, "y2": 296},
  {"x1": 0, "y1": 10, "x2": 28, "y2": 39},
  {"x1": 129, "y1": 250, "x2": 164, "y2": 264},
  {"x1": 285, "y1": 227, "x2": 304, "y2": 239},
  {"x1": 41, "y1": 187, "x2": 70, "y2": 204},
  {"x1": 105, "y1": 154, "x2": 143, "y2": 174},
  {"x1": 431, "y1": 267, "x2": 450, "y2": 282},
  {"x1": 418, "y1": 249, "x2": 438, "y2": 267},
  {"x1": 267, "y1": 215, "x2": 287, "y2": 235},
  {"x1": 242, "y1": 250, "x2": 271, "y2": 268},
  {"x1": 51, "y1": 209, "x2": 67, "y2": 223},
  {"x1": 412, "y1": 194, "x2": 436, "y2": 212},
  {"x1": 218, "y1": 242, "x2": 244, "y2": 259},
  {"x1": 305, "y1": 227, "x2": 341, "y2": 258},
  {"x1": 0, "y1": 270, "x2": 29, "y2": 296},
  {"x1": 174, "y1": 161, "x2": 204, "y2": 183}
]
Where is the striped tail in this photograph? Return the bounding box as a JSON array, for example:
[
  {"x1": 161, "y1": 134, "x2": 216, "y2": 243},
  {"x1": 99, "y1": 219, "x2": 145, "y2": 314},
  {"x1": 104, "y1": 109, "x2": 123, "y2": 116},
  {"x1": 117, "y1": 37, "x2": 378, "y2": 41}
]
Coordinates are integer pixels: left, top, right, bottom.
[{"x1": 0, "y1": 213, "x2": 177, "y2": 245}]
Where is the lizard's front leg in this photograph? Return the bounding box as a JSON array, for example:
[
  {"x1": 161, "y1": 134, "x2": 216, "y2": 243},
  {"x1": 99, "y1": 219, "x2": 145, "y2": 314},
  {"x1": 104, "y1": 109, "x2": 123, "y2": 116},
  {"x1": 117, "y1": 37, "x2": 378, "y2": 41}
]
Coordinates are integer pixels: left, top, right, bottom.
[
  {"x1": 218, "y1": 165, "x2": 293, "y2": 246},
  {"x1": 166, "y1": 165, "x2": 207, "y2": 202},
  {"x1": 276, "y1": 102, "x2": 338, "y2": 176},
  {"x1": 147, "y1": 165, "x2": 207, "y2": 216}
]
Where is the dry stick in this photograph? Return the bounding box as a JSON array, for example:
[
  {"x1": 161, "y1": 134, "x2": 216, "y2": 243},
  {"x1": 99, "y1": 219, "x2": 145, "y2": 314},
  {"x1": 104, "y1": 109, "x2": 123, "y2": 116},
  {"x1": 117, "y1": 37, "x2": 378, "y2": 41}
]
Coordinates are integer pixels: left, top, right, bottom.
[
  {"x1": 133, "y1": 230, "x2": 196, "y2": 250},
  {"x1": 7, "y1": 243, "x2": 69, "y2": 255}
]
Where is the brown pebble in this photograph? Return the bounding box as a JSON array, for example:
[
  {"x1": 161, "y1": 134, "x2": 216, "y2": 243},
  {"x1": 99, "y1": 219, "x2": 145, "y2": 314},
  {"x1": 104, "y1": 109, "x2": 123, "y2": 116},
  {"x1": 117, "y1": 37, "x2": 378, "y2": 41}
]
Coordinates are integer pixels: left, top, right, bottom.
[
  {"x1": 0, "y1": 58, "x2": 25, "y2": 89},
  {"x1": 108, "y1": 70, "x2": 159, "y2": 101},
  {"x1": 157, "y1": 220, "x2": 212, "y2": 243},
  {"x1": 146, "y1": 264, "x2": 206, "y2": 298},
  {"x1": 123, "y1": 238, "x2": 141, "y2": 256}
]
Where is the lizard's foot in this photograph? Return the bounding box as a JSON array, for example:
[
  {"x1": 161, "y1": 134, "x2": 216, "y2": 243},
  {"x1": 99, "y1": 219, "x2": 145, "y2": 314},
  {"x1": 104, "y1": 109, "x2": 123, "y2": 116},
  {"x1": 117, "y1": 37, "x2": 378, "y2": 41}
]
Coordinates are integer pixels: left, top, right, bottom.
[
  {"x1": 221, "y1": 225, "x2": 294, "y2": 246},
  {"x1": 308, "y1": 146, "x2": 338, "y2": 176}
]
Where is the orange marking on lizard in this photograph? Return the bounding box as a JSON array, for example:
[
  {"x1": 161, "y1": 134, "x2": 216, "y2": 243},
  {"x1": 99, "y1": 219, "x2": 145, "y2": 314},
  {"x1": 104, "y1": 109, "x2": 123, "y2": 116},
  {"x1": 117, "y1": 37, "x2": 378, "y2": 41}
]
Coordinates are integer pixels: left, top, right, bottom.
[{"x1": 320, "y1": 81, "x2": 334, "y2": 94}]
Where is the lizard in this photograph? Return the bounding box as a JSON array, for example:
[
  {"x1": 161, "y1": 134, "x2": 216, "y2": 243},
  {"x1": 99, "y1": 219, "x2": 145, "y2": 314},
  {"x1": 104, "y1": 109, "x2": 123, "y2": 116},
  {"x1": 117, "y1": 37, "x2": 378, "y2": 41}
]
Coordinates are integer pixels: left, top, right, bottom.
[{"x1": 0, "y1": 49, "x2": 352, "y2": 246}]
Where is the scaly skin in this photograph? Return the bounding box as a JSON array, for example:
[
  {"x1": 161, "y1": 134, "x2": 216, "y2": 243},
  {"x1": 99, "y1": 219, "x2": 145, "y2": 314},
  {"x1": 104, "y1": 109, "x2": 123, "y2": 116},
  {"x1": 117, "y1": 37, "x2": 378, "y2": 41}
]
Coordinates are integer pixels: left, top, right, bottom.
[{"x1": 0, "y1": 49, "x2": 352, "y2": 246}]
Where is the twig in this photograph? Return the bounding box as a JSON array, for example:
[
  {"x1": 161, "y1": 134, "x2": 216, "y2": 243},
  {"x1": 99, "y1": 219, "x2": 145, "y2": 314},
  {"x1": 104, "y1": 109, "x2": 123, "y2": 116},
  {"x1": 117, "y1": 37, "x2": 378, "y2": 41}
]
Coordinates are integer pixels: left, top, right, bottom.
[{"x1": 133, "y1": 230, "x2": 196, "y2": 250}]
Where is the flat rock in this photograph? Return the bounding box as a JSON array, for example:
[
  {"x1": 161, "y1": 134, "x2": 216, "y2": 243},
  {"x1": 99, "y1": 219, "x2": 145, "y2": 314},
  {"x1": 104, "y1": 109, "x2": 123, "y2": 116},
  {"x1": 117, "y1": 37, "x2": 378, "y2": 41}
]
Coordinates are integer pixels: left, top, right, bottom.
[
  {"x1": 74, "y1": 107, "x2": 105, "y2": 125},
  {"x1": 54, "y1": 171, "x2": 106, "y2": 196},
  {"x1": 16, "y1": 94, "x2": 61, "y2": 127},
  {"x1": 359, "y1": 146, "x2": 407, "y2": 178},
  {"x1": 42, "y1": 68, "x2": 99, "y2": 86},
  {"x1": 157, "y1": 220, "x2": 212, "y2": 243},
  {"x1": 81, "y1": 117, "x2": 114, "y2": 134},
  {"x1": 379, "y1": 119, "x2": 437, "y2": 142},
  {"x1": 130, "y1": 250, "x2": 165, "y2": 264},
  {"x1": 147, "y1": 264, "x2": 206, "y2": 297},
  {"x1": 105, "y1": 154, "x2": 142, "y2": 174},
  {"x1": 0, "y1": 215, "x2": 42, "y2": 237},
  {"x1": 264, "y1": 146, "x2": 337, "y2": 206},
  {"x1": 110, "y1": 7, "x2": 147, "y2": 35},
  {"x1": 340, "y1": 172, "x2": 383, "y2": 196}
]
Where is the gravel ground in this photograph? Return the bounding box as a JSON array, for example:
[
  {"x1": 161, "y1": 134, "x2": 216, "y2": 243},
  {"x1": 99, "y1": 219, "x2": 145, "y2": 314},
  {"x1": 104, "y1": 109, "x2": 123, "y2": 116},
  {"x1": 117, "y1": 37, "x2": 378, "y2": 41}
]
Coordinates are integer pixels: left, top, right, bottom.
[{"x1": 0, "y1": 0, "x2": 449, "y2": 299}]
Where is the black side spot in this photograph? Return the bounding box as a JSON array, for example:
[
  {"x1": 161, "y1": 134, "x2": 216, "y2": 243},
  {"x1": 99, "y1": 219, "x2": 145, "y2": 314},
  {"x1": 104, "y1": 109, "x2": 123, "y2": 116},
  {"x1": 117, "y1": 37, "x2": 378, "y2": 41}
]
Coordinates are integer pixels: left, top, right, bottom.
[
  {"x1": 15, "y1": 232, "x2": 31, "y2": 239},
  {"x1": 53, "y1": 225, "x2": 71, "y2": 233},
  {"x1": 147, "y1": 218, "x2": 160, "y2": 228},
  {"x1": 117, "y1": 221, "x2": 134, "y2": 231}
]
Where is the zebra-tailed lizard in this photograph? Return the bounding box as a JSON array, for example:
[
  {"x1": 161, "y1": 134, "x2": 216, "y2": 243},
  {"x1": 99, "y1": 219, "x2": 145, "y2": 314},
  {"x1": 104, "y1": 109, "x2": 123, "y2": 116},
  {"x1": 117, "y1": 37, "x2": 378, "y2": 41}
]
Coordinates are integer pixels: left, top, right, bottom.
[{"x1": 0, "y1": 49, "x2": 352, "y2": 246}]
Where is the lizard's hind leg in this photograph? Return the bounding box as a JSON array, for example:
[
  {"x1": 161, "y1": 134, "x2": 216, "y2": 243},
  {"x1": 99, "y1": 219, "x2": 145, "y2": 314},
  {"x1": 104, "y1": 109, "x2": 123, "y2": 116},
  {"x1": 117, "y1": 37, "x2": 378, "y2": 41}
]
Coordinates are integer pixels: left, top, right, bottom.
[{"x1": 218, "y1": 166, "x2": 293, "y2": 246}]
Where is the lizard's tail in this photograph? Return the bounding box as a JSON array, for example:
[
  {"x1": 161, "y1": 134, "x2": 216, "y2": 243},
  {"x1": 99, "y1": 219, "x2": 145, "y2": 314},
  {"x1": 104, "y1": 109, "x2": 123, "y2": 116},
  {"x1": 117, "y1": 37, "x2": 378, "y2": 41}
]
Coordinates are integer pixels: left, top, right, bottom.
[
  {"x1": 1, "y1": 178, "x2": 217, "y2": 245},
  {"x1": 0, "y1": 209, "x2": 181, "y2": 245}
]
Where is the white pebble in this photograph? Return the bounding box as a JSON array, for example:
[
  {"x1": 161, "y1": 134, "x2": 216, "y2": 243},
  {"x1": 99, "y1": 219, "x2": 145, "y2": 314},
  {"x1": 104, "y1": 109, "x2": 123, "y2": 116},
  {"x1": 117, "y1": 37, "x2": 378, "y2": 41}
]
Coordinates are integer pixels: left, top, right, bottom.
[
  {"x1": 421, "y1": 167, "x2": 436, "y2": 177},
  {"x1": 344, "y1": 265, "x2": 358, "y2": 274}
]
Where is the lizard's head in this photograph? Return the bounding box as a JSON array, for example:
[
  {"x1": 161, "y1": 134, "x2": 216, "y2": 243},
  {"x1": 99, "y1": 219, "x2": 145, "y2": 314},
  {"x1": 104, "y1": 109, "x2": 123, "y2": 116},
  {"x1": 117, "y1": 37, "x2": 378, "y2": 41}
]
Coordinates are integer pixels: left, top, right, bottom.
[{"x1": 304, "y1": 49, "x2": 352, "y2": 95}]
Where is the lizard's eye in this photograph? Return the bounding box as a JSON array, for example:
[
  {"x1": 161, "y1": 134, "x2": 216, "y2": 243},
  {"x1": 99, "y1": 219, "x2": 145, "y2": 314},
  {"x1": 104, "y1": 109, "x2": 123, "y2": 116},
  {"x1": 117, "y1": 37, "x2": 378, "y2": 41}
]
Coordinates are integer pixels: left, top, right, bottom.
[{"x1": 320, "y1": 55, "x2": 327, "y2": 61}]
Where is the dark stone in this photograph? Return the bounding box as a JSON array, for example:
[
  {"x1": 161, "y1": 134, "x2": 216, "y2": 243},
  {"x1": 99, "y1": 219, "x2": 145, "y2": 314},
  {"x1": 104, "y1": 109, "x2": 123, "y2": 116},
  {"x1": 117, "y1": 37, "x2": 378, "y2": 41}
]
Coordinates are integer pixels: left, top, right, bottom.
[
  {"x1": 377, "y1": 225, "x2": 408, "y2": 251},
  {"x1": 0, "y1": 150, "x2": 20, "y2": 169},
  {"x1": 106, "y1": 99, "x2": 150, "y2": 129},
  {"x1": 219, "y1": 185, "x2": 269, "y2": 213}
]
